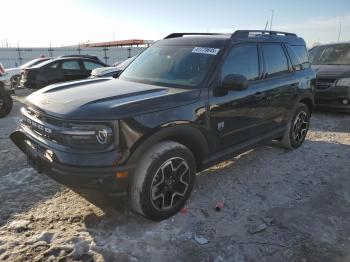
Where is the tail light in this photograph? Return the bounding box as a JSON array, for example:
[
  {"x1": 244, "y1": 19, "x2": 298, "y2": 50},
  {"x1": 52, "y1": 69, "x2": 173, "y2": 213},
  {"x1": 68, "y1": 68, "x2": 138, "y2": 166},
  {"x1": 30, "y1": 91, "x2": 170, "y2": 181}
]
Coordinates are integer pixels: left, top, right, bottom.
[
  {"x1": 0, "y1": 63, "x2": 5, "y2": 75},
  {"x1": 23, "y1": 69, "x2": 29, "y2": 78}
]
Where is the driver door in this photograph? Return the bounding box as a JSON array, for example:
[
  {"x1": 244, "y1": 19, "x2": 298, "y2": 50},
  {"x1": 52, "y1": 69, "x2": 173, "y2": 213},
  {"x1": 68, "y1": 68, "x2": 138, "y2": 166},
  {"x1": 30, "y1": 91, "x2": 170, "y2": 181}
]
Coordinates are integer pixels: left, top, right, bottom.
[{"x1": 209, "y1": 44, "x2": 272, "y2": 150}]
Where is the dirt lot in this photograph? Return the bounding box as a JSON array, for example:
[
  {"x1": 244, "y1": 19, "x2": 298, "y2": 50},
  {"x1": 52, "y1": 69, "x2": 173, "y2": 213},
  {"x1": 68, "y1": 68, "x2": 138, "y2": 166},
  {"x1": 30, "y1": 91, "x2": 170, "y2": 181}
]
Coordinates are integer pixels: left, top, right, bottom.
[{"x1": 0, "y1": 89, "x2": 349, "y2": 262}]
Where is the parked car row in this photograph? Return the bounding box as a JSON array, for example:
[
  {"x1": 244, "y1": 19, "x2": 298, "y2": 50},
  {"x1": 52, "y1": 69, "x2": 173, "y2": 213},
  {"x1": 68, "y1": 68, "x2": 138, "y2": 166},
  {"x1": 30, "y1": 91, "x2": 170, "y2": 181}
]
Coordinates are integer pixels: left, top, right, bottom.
[
  {"x1": 20, "y1": 55, "x2": 108, "y2": 89},
  {"x1": 0, "y1": 55, "x2": 134, "y2": 118}
]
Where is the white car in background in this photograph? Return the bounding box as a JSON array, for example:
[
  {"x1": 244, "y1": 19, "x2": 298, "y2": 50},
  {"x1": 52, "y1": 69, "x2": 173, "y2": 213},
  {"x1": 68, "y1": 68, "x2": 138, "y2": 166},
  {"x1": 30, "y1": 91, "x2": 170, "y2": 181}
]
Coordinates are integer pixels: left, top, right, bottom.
[
  {"x1": 4, "y1": 57, "x2": 51, "y2": 88},
  {"x1": 90, "y1": 56, "x2": 136, "y2": 78}
]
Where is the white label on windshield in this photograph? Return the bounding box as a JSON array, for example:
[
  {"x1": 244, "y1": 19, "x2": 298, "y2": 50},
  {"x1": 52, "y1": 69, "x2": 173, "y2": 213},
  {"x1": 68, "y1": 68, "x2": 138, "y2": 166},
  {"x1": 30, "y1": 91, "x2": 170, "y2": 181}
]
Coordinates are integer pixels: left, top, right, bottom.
[{"x1": 192, "y1": 47, "x2": 220, "y2": 55}]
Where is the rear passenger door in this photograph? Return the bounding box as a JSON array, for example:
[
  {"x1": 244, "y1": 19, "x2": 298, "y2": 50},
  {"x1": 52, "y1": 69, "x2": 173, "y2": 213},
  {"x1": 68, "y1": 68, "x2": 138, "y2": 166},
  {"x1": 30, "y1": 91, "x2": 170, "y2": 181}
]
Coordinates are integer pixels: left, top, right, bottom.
[
  {"x1": 260, "y1": 43, "x2": 297, "y2": 129},
  {"x1": 61, "y1": 60, "x2": 86, "y2": 81}
]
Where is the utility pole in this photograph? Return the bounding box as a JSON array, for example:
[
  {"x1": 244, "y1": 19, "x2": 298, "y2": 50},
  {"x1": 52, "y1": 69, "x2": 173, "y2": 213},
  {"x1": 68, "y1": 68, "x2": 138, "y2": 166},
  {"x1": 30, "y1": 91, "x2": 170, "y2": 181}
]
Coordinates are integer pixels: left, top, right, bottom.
[
  {"x1": 337, "y1": 21, "x2": 342, "y2": 42},
  {"x1": 113, "y1": 31, "x2": 115, "y2": 41},
  {"x1": 270, "y1": 9, "x2": 274, "y2": 31}
]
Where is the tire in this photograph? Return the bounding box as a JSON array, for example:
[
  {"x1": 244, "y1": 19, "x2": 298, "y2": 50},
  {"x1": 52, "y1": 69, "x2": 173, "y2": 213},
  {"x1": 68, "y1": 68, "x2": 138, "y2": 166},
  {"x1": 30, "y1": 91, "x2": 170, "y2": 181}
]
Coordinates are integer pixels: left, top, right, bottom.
[
  {"x1": 279, "y1": 103, "x2": 310, "y2": 149},
  {"x1": 128, "y1": 141, "x2": 196, "y2": 220},
  {"x1": 0, "y1": 88, "x2": 13, "y2": 118}
]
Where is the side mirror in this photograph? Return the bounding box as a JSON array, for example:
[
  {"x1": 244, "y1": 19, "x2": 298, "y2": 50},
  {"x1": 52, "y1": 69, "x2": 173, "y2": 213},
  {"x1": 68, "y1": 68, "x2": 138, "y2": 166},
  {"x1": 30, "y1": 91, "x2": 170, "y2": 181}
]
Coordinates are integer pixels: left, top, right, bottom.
[
  {"x1": 113, "y1": 70, "x2": 122, "y2": 78},
  {"x1": 222, "y1": 74, "x2": 248, "y2": 91}
]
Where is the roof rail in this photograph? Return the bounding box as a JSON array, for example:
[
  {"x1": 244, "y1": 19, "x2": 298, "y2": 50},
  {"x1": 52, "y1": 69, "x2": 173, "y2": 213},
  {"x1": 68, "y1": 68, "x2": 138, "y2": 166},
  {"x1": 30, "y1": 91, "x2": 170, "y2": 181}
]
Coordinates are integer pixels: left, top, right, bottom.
[
  {"x1": 164, "y1": 33, "x2": 223, "y2": 39},
  {"x1": 59, "y1": 55, "x2": 100, "y2": 60},
  {"x1": 232, "y1": 30, "x2": 297, "y2": 38}
]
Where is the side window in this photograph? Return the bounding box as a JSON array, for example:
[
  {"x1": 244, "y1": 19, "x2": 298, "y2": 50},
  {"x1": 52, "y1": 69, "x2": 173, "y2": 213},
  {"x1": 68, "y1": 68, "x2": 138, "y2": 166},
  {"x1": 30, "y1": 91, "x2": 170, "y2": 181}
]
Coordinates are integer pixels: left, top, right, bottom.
[
  {"x1": 221, "y1": 44, "x2": 259, "y2": 81},
  {"x1": 83, "y1": 61, "x2": 103, "y2": 70},
  {"x1": 262, "y1": 44, "x2": 289, "y2": 77},
  {"x1": 292, "y1": 45, "x2": 309, "y2": 64},
  {"x1": 48, "y1": 62, "x2": 59, "y2": 69},
  {"x1": 62, "y1": 60, "x2": 81, "y2": 70},
  {"x1": 286, "y1": 45, "x2": 309, "y2": 70}
]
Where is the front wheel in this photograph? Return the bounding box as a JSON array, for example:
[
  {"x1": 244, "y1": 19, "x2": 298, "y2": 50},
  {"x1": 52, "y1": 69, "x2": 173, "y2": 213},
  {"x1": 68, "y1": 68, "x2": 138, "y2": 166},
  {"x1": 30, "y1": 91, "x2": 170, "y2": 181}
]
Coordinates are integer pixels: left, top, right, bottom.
[
  {"x1": 128, "y1": 141, "x2": 196, "y2": 220},
  {"x1": 279, "y1": 103, "x2": 310, "y2": 149},
  {"x1": 0, "y1": 88, "x2": 13, "y2": 118}
]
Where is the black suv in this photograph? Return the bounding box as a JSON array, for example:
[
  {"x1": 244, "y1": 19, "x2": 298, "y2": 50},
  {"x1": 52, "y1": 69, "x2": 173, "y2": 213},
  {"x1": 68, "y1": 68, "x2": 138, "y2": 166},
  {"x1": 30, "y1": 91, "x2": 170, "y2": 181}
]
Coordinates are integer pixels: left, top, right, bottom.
[
  {"x1": 309, "y1": 43, "x2": 350, "y2": 112},
  {"x1": 20, "y1": 56, "x2": 107, "y2": 89},
  {"x1": 11, "y1": 30, "x2": 315, "y2": 220}
]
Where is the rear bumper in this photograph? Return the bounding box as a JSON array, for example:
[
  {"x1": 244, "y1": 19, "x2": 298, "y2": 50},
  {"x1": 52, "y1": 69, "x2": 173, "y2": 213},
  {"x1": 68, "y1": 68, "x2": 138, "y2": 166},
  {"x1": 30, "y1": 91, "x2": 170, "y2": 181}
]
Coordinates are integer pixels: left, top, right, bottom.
[
  {"x1": 10, "y1": 129, "x2": 133, "y2": 193},
  {"x1": 315, "y1": 86, "x2": 350, "y2": 111}
]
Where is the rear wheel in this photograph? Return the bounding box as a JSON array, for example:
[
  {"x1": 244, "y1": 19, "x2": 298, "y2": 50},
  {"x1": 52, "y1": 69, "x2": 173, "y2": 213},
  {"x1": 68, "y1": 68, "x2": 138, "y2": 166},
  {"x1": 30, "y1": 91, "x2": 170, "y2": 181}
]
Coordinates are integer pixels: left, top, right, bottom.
[
  {"x1": 0, "y1": 88, "x2": 13, "y2": 118},
  {"x1": 128, "y1": 141, "x2": 196, "y2": 220},
  {"x1": 279, "y1": 103, "x2": 310, "y2": 149}
]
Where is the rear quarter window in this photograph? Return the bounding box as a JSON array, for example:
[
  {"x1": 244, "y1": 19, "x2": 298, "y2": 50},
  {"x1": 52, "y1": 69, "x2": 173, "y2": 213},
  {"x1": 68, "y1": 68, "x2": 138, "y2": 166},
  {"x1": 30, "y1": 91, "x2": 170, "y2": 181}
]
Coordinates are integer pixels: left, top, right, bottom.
[
  {"x1": 262, "y1": 44, "x2": 289, "y2": 77},
  {"x1": 287, "y1": 45, "x2": 309, "y2": 69}
]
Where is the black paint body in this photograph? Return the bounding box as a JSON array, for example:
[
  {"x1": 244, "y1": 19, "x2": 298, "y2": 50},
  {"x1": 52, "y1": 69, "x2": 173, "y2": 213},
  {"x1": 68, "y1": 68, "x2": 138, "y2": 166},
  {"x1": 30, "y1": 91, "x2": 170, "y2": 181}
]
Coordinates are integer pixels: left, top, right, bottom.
[{"x1": 11, "y1": 33, "x2": 316, "y2": 192}]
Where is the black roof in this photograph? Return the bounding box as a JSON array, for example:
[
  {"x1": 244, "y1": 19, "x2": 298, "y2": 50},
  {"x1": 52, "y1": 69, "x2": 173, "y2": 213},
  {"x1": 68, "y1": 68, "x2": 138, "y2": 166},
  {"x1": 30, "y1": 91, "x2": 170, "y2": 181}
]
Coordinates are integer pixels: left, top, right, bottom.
[{"x1": 162, "y1": 30, "x2": 306, "y2": 46}]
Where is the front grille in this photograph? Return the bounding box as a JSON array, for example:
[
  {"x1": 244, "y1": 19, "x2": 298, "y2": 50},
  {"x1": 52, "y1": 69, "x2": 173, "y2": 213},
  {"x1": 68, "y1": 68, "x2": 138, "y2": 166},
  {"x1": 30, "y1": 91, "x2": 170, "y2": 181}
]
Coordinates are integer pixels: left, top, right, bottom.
[
  {"x1": 21, "y1": 107, "x2": 64, "y2": 144},
  {"x1": 316, "y1": 78, "x2": 336, "y2": 90}
]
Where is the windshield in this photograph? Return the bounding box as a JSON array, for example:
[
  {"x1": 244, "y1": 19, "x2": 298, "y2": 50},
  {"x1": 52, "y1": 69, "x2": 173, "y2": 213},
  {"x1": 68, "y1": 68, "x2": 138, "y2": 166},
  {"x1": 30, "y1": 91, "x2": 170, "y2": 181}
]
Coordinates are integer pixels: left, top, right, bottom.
[
  {"x1": 20, "y1": 58, "x2": 49, "y2": 69},
  {"x1": 119, "y1": 45, "x2": 220, "y2": 88},
  {"x1": 309, "y1": 45, "x2": 350, "y2": 65},
  {"x1": 116, "y1": 56, "x2": 135, "y2": 70}
]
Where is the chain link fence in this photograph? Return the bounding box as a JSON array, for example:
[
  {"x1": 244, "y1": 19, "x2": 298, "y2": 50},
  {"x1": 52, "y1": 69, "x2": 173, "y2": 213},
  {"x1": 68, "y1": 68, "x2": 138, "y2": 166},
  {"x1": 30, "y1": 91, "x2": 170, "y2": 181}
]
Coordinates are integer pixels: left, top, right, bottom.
[{"x1": 0, "y1": 46, "x2": 147, "y2": 68}]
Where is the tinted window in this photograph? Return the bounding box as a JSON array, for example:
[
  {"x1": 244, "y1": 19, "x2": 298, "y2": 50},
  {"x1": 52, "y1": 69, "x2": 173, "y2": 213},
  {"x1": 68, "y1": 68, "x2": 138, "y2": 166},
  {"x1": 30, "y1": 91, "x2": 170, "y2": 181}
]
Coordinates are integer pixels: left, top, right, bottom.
[
  {"x1": 48, "y1": 62, "x2": 59, "y2": 69},
  {"x1": 222, "y1": 44, "x2": 259, "y2": 81},
  {"x1": 83, "y1": 61, "x2": 103, "y2": 70},
  {"x1": 263, "y1": 44, "x2": 289, "y2": 77},
  {"x1": 292, "y1": 45, "x2": 309, "y2": 64},
  {"x1": 286, "y1": 45, "x2": 301, "y2": 68},
  {"x1": 62, "y1": 60, "x2": 80, "y2": 70}
]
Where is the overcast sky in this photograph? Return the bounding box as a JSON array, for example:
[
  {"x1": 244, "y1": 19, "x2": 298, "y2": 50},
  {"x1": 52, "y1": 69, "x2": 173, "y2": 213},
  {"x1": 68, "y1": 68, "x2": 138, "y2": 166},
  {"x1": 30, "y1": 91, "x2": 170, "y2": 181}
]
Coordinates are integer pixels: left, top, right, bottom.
[{"x1": 1, "y1": 0, "x2": 349, "y2": 47}]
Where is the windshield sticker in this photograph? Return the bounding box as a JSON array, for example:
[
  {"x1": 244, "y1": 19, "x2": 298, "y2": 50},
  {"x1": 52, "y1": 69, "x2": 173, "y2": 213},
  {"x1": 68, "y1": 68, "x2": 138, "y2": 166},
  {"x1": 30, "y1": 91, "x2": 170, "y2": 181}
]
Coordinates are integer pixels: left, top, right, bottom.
[{"x1": 192, "y1": 47, "x2": 220, "y2": 55}]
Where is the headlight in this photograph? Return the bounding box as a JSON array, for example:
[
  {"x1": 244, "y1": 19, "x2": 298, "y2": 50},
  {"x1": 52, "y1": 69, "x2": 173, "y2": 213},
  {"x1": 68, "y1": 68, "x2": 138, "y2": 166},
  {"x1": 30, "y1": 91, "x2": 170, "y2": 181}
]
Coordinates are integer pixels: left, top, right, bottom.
[
  {"x1": 336, "y1": 78, "x2": 350, "y2": 87},
  {"x1": 62, "y1": 123, "x2": 113, "y2": 150}
]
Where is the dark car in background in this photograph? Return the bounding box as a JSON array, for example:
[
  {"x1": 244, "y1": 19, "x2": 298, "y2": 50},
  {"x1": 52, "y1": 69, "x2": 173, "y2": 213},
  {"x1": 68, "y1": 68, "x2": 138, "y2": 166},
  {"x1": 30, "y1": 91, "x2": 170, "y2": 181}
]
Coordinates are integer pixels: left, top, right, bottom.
[
  {"x1": 309, "y1": 43, "x2": 350, "y2": 112},
  {"x1": 10, "y1": 57, "x2": 52, "y2": 88},
  {"x1": 20, "y1": 56, "x2": 107, "y2": 89}
]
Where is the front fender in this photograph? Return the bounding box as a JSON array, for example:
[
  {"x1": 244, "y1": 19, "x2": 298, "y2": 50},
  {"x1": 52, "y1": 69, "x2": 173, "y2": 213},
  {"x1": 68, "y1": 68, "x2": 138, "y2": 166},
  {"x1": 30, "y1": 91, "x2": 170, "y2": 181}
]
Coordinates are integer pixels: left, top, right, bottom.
[{"x1": 124, "y1": 123, "x2": 210, "y2": 170}]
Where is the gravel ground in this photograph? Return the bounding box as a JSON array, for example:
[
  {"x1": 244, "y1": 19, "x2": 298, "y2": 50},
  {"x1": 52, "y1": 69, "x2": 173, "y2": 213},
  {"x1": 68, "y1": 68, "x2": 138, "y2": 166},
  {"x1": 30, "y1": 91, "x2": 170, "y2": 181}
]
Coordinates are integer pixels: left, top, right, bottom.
[{"x1": 0, "y1": 89, "x2": 349, "y2": 262}]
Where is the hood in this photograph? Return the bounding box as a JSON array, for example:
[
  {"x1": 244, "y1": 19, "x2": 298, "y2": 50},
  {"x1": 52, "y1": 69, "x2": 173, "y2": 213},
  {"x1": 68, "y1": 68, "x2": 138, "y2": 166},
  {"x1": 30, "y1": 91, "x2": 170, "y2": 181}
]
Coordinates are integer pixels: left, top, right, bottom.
[
  {"x1": 312, "y1": 64, "x2": 350, "y2": 79},
  {"x1": 91, "y1": 67, "x2": 118, "y2": 77},
  {"x1": 26, "y1": 78, "x2": 200, "y2": 120},
  {"x1": 5, "y1": 68, "x2": 21, "y2": 76}
]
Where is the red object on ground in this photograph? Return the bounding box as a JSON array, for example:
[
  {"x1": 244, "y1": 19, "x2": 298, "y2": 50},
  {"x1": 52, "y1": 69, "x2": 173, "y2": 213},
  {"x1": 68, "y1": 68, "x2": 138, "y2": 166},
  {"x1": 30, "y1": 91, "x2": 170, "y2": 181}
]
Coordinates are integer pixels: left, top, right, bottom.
[
  {"x1": 180, "y1": 207, "x2": 188, "y2": 214},
  {"x1": 215, "y1": 202, "x2": 224, "y2": 211}
]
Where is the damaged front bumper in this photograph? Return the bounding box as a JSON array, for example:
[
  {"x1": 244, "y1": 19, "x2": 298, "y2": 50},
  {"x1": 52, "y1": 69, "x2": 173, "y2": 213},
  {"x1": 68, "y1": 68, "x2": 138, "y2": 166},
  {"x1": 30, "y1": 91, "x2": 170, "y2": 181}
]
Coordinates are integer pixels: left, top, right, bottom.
[{"x1": 10, "y1": 129, "x2": 133, "y2": 193}]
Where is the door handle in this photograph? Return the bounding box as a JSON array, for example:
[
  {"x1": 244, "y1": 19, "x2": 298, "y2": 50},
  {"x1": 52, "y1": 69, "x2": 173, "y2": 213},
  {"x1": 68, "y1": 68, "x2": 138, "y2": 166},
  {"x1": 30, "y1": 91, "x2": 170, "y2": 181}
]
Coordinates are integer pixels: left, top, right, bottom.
[{"x1": 254, "y1": 92, "x2": 266, "y2": 100}]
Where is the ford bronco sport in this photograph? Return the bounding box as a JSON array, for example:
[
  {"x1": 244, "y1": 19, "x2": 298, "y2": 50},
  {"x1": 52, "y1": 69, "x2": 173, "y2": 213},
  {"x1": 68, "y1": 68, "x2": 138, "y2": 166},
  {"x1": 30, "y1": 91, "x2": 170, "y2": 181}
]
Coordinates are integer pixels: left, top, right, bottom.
[{"x1": 11, "y1": 30, "x2": 315, "y2": 220}]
